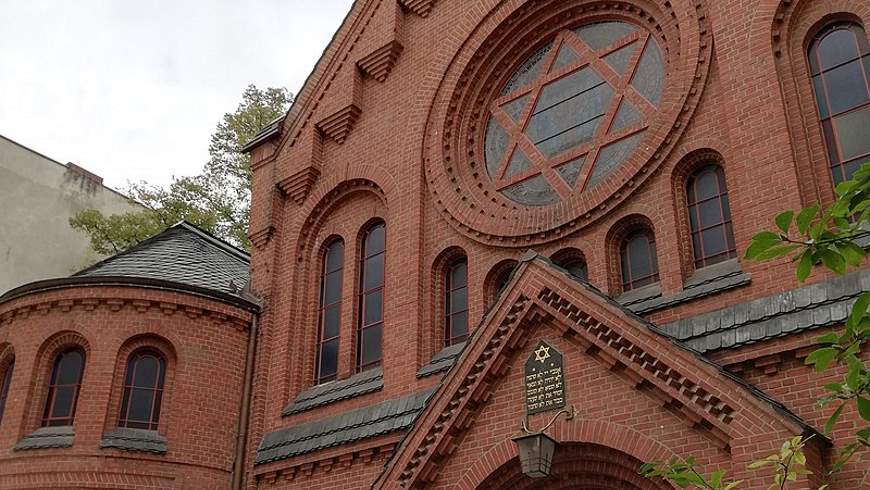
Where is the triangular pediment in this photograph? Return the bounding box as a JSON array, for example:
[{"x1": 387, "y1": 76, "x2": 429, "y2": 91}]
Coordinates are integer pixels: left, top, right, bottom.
[{"x1": 374, "y1": 253, "x2": 820, "y2": 488}]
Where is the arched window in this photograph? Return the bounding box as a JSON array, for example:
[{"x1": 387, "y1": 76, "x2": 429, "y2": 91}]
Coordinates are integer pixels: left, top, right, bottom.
[
  {"x1": 42, "y1": 348, "x2": 85, "y2": 427},
  {"x1": 119, "y1": 350, "x2": 166, "y2": 430},
  {"x1": 551, "y1": 249, "x2": 588, "y2": 281},
  {"x1": 686, "y1": 165, "x2": 736, "y2": 268},
  {"x1": 619, "y1": 229, "x2": 659, "y2": 291},
  {"x1": 0, "y1": 360, "x2": 13, "y2": 424},
  {"x1": 316, "y1": 239, "x2": 344, "y2": 384},
  {"x1": 807, "y1": 21, "x2": 870, "y2": 185},
  {"x1": 445, "y1": 259, "x2": 469, "y2": 346},
  {"x1": 357, "y1": 222, "x2": 385, "y2": 371}
]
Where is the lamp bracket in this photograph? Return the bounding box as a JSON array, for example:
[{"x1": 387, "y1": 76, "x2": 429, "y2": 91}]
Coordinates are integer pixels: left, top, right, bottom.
[{"x1": 521, "y1": 404, "x2": 575, "y2": 434}]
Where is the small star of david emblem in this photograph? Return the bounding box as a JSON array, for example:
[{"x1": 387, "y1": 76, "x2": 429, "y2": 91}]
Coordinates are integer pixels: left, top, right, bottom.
[{"x1": 534, "y1": 344, "x2": 551, "y2": 363}]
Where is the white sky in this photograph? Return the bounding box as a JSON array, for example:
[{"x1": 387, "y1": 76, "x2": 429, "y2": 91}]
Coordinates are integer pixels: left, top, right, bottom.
[{"x1": 0, "y1": 0, "x2": 355, "y2": 190}]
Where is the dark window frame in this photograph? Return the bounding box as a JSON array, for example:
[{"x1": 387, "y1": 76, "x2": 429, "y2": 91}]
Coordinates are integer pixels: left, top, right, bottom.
[
  {"x1": 619, "y1": 229, "x2": 659, "y2": 291},
  {"x1": 315, "y1": 238, "x2": 344, "y2": 384},
  {"x1": 0, "y1": 359, "x2": 13, "y2": 425},
  {"x1": 357, "y1": 222, "x2": 385, "y2": 372},
  {"x1": 444, "y1": 258, "x2": 469, "y2": 346},
  {"x1": 807, "y1": 21, "x2": 870, "y2": 185},
  {"x1": 42, "y1": 348, "x2": 86, "y2": 427},
  {"x1": 118, "y1": 349, "x2": 166, "y2": 431},
  {"x1": 686, "y1": 164, "x2": 737, "y2": 269}
]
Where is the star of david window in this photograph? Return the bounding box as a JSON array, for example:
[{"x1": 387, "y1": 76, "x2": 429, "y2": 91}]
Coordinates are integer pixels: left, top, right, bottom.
[{"x1": 484, "y1": 21, "x2": 665, "y2": 206}]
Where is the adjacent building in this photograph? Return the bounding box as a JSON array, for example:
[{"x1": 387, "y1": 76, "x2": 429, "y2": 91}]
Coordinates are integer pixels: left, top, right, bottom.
[{"x1": 0, "y1": 134, "x2": 141, "y2": 294}]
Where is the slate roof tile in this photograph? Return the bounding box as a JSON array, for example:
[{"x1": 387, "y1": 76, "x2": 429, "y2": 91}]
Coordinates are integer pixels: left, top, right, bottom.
[
  {"x1": 282, "y1": 368, "x2": 384, "y2": 415},
  {"x1": 73, "y1": 221, "x2": 250, "y2": 299},
  {"x1": 100, "y1": 428, "x2": 167, "y2": 454},
  {"x1": 14, "y1": 426, "x2": 74, "y2": 450},
  {"x1": 256, "y1": 388, "x2": 435, "y2": 465}
]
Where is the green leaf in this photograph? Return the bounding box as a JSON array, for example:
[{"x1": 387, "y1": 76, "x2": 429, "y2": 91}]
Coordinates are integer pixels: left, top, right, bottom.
[
  {"x1": 805, "y1": 347, "x2": 837, "y2": 372},
  {"x1": 820, "y1": 249, "x2": 846, "y2": 275},
  {"x1": 796, "y1": 250, "x2": 814, "y2": 281},
  {"x1": 838, "y1": 241, "x2": 865, "y2": 267},
  {"x1": 817, "y1": 332, "x2": 839, "y2": 345},
  {"x1": 796, "y1": 204, "x2": 820, "y2": 235},
  {"x1": 775, "y1": 211, "x2": 794, "y2": 234},
  {"x1": 846, "y1": 356, "x2": 862, "y2": 390},
  {"x1": 745, "y1": 234, "x2": 784, "y2": 260},
  {"x1": 857, "y1": 397, "x2": 870, "y2": 422},
  {"x1": 847, "y1": 292, "x2": 870, "y2": 331},
  {"x1": 825, "y1": 403, "x2": 845, "y2": 433},
  {"x1": 710, "y1": 469, "x2": 725, "y2": 488},
  {"x1": 755, "y1": 244, "x2": 800, "y2": 261}
]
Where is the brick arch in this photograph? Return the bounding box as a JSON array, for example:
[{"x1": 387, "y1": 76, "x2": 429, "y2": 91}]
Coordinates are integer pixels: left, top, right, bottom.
[
  {"x1": 22, "y1": 330, "x2": 91, "y2": 435},
  {"x1": 669, "y1": 148, "x2": 730, "y2": 280},
  {"x1": 427, "y1": 245, "x2": 470, "y2": 360},
  {"x1": 104, "y1": 334, "x2": 178, "y2": 433},
  {"x1": 281, "y1": 180, "x2": 389, "y2": 402},
  {"x1": 484, "y1": 258, "x2": 519, "y2": 308},
  {"x1": 604, "y1": 213, "x2": 658, "y2": 295},
  {"x1": 459, "y1": 424, "x2": 675, "y2": 490},
  {"x1": 769, "y1": 0, "x2": 870, "y2": 206}
]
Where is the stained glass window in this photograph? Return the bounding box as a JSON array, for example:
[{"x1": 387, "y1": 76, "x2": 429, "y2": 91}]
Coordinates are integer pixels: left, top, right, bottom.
[
  {"x1": 687, "y1": 165, "x2": 736, "y2": 268},
  {"x1": 42, "y1": 348, "x2": 85, "y2": 427},
  {"x1": 316, "y1": 239, "x2": 344, "y2": 384},
  {"x1": 807, "y1": 22, "x2": 870, "y2": 184},
  {"x1": 445, "y1": 259, "x2": 469, "y2": 346},
  {"x1": 118, "y1": 350, "x2": 166, "y2": 430},
  {"x1": 0, "y1": 360, "x2": 13, "y2": 425},
  {"x1": 357, "y1": 222, "x2": 385, "y2": 371},
  {"x1": 484, "y1": 21, "x2": 664, "y2": 205},
  {"x1": 619, "y1": 230, "x2": 659, "y2": 291}
]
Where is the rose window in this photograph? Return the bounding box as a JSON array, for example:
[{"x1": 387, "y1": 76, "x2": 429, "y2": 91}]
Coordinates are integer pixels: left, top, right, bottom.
[{"x1": 484, "y1": 21, "x2": 665, "y2": 206}]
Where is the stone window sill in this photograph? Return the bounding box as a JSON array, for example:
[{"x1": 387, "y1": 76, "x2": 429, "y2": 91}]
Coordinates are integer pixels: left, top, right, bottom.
[
  {"x1": 14, "y1": 426, "x2": 74, "y2": 450},
  {"x1": 100, "y1": 427, "x2": 167, "y2": 454}
]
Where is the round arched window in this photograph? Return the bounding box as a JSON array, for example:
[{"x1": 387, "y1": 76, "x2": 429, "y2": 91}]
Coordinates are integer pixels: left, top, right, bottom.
[{"x1": 484, "y1": 21, "x2": 664, "y2": 206}]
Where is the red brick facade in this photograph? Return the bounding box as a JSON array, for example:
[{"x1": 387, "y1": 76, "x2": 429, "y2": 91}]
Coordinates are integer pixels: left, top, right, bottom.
[{"x1": 2, "y1": 1, "x2": 870, "y2": 489}]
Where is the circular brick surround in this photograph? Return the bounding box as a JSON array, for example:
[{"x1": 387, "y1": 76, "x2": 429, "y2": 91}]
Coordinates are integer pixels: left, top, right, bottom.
[{"x1": 423, "y1": 0, "x2": 711, "y2": 246}]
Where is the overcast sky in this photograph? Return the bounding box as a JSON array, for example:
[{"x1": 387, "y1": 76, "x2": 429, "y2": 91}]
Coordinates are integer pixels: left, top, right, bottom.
[{"x1": 0, "y1": 0, "x2": 354, "y2": 190}]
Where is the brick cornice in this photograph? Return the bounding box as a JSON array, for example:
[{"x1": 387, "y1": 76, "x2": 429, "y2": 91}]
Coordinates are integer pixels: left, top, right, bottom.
[
  {"x1": 0, "y1": 287, "x2": 252, "y2": 332},
  {"x1": 254, "y1": 439, "x2": 399, "y2": 484},
  {"x1": 375, "y1": 257, "x2": 813, "y2": 488}
]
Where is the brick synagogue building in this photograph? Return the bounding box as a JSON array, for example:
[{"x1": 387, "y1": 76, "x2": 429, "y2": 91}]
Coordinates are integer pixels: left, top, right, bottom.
[{"x1": 2, "y1": 0, "x2": 870, "y2": 488}]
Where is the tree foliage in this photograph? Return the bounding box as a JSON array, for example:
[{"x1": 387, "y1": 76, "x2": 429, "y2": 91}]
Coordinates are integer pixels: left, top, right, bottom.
[
  {"x1": 70, "y1": 84, "x2": 292, "y2": 254},
  {"x1": 642, "y1": 163, "x2": 870, "y2": 488}
]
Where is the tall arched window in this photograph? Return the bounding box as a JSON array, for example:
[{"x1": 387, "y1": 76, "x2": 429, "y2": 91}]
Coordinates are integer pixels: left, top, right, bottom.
[
  {"x1": 808, "y1": 21, "x2": 870, "y2": 185},
  {"x1": 316, "y1": 239, "x2": 344, "y2": 383},
  {"x1": 0, "y1": 360, "x2": 13, "y2": 424},
  {"x1": 687, "y1": 165, "x2": 736, "y2": 269},
  {"x1": 118, "y1": 350, "x2": 166, "y2": 430},
  {"x1": 42, "y1": 348, "x2": 85, "y2": 427},
  {"x1": 619, "y1": 229, "x2": 659, "y2": 291},
  {"x1": 445, "y1": 259, "x2": 469, "y2": 346},
  {"x1": 358, "y1": 222, "x2": 385, "y2": 371}
]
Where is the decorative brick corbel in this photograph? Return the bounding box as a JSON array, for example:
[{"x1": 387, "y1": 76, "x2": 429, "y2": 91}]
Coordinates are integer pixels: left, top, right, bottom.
[
  {"x1": 315, "y1": 104, "x2": 362, "y2": 144},
  {"x1": 358, "y1": 41, "x2": 404, "y2": 82},
  {"x1": 399, "y1": 0, "x2": 434, "y2": 17},
  {"x1": 249, "y1": 225, "x2": 276, "y2": 250},
  {"x1": 278, "y1": 166, "x2": 323, "y2": 205}
]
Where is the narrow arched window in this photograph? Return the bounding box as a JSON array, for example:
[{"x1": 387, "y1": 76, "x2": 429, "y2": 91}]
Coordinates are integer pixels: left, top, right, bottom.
[
  {"x1": 808, "y1": 21, "x2": 870, "y2": 185},
  {"x1": 687, "y1": 165, "x2": 736, "y2": 268},
  {"x1": 619, "y1": 229, "x2": 659, "y2": 291},
  {"x1": 357, "y1": 222, "x2": 385, "y2": 371},
  {"x1": 119, "y1": 350, "x2": 166, "y2": 430},
  {"x1": 316, "y1": 239, "x2": 344, "y2": 384},
  {"x1": 445, "y1": 259, "x2": 469, "y2": 346},
  {"x1": 0, "y1": 360, "x2": 13, "y2": 424},
  {"x1": 552, "y1": 249, "x2": 588, "y2": 281},
  {"x1": 42, "y1": 348, "x2": 85, "y2": 427}
]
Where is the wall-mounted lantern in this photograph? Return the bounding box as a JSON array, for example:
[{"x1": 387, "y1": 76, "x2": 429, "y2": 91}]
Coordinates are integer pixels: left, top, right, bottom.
[{"x1": 511, "y1": 432, "x2": 557, "y2": 478}]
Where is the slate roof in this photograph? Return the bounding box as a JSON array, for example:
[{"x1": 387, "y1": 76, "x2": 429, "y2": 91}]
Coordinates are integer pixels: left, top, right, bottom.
[
  {"x1": 282, "y1": 367, "x2": 384, "y2": 415},
  {"x1": 256, "y1": 388, "x2": 436, "y2": 465},
  {"x1": 417, "y1": 341, "x2": 466, "y2": 378},
  {"x1": 662, "y1": 268, "x2": 870, "y2": 353},
  {"x1": 100, "y1": 428, "x2": 167, "y2": 454},
  {"x1": 617, "y1": 259, "x2": 751, "y2": 314},
  {"x1": 14, "y1": 426, "x2": 74, "y2": 450},
  {"x1": 73, "y1": 221, "x2": 250, "y2": 299}
]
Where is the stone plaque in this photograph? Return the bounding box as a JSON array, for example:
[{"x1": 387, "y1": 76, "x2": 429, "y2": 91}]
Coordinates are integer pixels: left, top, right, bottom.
[{"x1": 524, "y1": 340, "x2": 566, "y2": 415}]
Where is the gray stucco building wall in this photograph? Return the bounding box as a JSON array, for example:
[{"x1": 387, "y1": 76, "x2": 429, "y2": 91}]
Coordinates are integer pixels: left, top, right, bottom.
[{"x1": 0, "y1": 134, "x2": 142, "y2": 294}]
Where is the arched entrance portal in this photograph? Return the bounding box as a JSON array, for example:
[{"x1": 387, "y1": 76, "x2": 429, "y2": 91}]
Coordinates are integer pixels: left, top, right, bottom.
[{"x1": 477, "y1": 443, "x2": 670, "y2": 490}]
